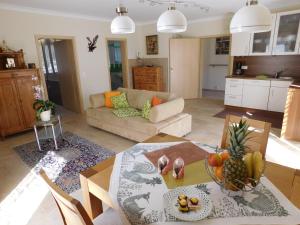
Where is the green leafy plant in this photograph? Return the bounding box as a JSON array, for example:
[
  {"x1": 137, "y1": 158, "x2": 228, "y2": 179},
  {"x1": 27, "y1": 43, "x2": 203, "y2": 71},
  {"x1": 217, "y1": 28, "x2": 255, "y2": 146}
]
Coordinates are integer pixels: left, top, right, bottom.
[{"x1": 33, "y1": 99, "x2": 56, "y2": 120}]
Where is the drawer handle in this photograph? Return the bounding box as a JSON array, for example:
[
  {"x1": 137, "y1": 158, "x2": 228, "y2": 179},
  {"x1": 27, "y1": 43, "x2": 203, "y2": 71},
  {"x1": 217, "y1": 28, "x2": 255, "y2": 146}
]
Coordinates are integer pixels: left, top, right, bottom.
[{"x1": 230, "y1": 85, "x2": 239, "y2": 88}]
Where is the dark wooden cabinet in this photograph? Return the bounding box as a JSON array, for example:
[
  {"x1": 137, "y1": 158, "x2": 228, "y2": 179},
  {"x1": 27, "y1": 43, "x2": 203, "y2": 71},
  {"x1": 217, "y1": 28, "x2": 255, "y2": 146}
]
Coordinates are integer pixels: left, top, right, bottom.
[
  {"x1": 0, "y1": 69, "x2": 40, "y2": 138},
  {"x1": 132, "y1": 66, "x2": 164, "y2": 91}
]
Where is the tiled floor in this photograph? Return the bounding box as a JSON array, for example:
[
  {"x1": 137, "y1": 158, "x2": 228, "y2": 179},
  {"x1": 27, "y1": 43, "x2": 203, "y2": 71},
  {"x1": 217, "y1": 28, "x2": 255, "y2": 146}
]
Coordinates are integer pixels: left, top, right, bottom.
[{"x1": 0, "y1": 98, "x2": 299, "y2": 225}]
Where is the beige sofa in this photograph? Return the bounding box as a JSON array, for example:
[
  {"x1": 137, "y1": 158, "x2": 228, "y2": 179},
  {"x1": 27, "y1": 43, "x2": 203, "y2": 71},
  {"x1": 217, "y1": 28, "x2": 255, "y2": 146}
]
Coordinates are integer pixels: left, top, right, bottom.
[{"x1": 86, "y1": 88, "x2": 192, "y2": 142}]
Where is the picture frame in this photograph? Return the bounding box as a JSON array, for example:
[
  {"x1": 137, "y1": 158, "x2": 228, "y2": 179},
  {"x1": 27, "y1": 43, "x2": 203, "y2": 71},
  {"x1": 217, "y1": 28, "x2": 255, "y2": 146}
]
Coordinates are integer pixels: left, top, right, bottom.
[
  {"x1": 146, "y1": 35, "x2": 158, "y2": 55},
  {"x1": 6, "y1": 57, "x2": 16, "y2": 69}
]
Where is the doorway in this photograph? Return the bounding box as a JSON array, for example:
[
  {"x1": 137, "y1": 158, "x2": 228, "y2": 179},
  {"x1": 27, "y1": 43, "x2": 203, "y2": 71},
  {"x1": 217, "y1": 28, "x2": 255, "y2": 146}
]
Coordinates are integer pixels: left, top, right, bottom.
[
  {"x1": 107, "y1": 39, "x2": 128, "y2": 90},
  {"x1": 36, "y1": 37, "x2": 83, "y2": 114},
  {"x1": 200, "y1": 36, "x2": 230, "y2": 100}
]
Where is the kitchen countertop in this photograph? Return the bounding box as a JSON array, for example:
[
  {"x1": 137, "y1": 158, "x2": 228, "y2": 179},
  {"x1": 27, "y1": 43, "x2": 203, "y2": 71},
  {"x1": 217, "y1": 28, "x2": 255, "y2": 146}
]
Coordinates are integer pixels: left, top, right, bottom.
[
  {"x1": 226, "y1": 75, "x2": 300, "y2": 89},
  {"x1": 226, "y1": 75, "x2": 294, "y2": 81}
]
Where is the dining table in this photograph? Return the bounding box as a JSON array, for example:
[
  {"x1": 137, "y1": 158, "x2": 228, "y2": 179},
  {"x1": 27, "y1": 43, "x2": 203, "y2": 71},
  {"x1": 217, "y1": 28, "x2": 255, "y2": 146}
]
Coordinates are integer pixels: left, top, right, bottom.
[{"x1": 79, "y1": 133, "x2": 300, "y2": 225}]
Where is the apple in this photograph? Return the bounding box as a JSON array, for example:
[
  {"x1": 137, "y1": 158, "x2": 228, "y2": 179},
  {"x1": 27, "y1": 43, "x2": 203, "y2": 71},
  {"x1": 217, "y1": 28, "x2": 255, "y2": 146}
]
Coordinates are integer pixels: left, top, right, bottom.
[{"x1": 208, "y1": 153, "x2": 223, "y2": 167}]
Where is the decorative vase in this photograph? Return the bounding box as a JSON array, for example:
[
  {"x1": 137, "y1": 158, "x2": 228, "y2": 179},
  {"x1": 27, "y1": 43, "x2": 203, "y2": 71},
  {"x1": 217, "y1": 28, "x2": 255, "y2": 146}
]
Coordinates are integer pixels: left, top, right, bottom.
[{"x1": 40, "y1": 110, "x2": 51, "y2": 122}]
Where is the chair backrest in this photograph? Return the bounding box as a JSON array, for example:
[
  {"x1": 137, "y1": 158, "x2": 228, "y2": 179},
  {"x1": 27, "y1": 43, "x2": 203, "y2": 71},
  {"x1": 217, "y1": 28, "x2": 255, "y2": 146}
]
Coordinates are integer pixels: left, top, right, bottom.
[
  {"x1": 221, "y1": 115, "x2": 271, "y2": 158},
  {"x1": 40, "y1": 169, "x2": 93, "y2": 225}
]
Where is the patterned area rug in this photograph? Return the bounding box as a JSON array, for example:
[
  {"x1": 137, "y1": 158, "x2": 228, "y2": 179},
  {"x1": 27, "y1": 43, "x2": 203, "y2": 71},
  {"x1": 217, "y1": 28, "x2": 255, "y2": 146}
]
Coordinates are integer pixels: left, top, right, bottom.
[{"x1": 14, "y1": 131, "x2": 115, "y2": 193}]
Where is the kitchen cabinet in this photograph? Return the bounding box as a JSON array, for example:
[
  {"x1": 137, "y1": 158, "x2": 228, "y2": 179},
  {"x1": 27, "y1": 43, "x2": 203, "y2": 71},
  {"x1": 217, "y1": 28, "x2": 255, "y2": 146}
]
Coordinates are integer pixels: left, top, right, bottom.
[
  {"x1": 268, "y1": 80, "x2": 292, "y2": 112},
  {"x1": 242, "y1": 80, "x2": 271, "y2": 110},
  {"x1": 272, "y1": 10, "x2": 300, "y2": 55},
  {"x1": 231, "y1": 32, "x2": 251, "y2": 56},
  {"x1": 225, "y1": 78, "x2": 243, "y2": 106},
  {"x1": 249, "y1": 14, "x2": 277, "y2": 56}
]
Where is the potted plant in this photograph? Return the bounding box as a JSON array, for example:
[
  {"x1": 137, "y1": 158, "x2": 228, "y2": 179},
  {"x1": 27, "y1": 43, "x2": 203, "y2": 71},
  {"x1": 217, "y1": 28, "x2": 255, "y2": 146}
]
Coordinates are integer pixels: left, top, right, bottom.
[{"x1": 33, "y1": 99, "x2": 55, "y2": 122}]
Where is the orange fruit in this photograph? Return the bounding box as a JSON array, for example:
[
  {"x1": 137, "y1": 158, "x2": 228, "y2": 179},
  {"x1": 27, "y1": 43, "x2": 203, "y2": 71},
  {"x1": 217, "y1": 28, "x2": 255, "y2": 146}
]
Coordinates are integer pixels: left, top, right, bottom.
[
  {"x1": 215, "y1": 166, "x2": 224, "y2": 180},
  {"x1": 220, "y1": 150, "x2": 230, "y2": 161}
]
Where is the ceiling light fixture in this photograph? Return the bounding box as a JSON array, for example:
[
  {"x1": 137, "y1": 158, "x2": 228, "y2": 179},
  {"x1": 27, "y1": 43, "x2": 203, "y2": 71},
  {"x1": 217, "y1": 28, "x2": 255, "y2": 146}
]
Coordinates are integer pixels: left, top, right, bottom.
[
  {"x1": 230, "y1": 0, "x2": 272, "y2": 33},
  {"x1": 157, "y1": 4, "x2": 187, "y2": 33},
  {"x1": 111, "y1": 6, "x2": 135, "y2": 34}
]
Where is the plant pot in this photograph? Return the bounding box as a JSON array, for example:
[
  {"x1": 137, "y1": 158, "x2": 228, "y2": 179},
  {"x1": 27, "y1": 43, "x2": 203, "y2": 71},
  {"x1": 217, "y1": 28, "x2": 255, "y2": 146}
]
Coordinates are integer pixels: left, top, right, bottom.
[{"x1": 40, "y1": 110, "x2": 51, "y2": 122}]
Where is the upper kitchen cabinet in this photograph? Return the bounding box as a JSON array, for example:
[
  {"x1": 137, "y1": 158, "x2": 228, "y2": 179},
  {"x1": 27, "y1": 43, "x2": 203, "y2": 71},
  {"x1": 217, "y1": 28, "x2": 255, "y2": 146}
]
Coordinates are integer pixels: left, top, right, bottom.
[
  {"x1": 272, "y1": 10, "x2": 300, "y2": 55},
  {"x1": 249, "y1": 14, "x2": 277, "y2": 56},
  {"x1": 231, "y1": 32, "x2": 251, "y2": 56}
]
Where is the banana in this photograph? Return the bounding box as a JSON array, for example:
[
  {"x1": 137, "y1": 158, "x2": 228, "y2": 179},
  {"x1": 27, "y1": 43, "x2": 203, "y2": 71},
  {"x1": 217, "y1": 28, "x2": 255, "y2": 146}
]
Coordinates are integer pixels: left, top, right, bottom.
[
  {"x1": 243, "y1": 153, "x2": 253, "y2": 179},
  {"x1": 252, "y1": 151, "x2": 264, "y2": 182}
]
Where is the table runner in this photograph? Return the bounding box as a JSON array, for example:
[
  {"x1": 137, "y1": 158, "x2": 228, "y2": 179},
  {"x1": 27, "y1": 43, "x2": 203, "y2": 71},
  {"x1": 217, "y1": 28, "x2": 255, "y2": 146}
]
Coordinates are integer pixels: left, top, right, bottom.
[{"x1": 109, "y1": 142, "x2": 300, "y2": 225}]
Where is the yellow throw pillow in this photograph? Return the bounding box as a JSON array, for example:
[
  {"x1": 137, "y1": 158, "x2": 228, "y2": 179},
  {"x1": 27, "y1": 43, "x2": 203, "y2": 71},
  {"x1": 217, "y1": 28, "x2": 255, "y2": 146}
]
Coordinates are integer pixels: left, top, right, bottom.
[{"x1": 104, "y1": 91, "x2": 121, "y2": 108}]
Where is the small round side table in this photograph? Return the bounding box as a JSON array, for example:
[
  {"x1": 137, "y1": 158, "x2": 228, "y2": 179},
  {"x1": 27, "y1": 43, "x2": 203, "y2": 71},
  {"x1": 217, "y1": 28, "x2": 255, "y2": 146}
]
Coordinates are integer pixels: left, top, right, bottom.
[{"x1": 33, "y1": 115, "x2": 63, "y2": 151}]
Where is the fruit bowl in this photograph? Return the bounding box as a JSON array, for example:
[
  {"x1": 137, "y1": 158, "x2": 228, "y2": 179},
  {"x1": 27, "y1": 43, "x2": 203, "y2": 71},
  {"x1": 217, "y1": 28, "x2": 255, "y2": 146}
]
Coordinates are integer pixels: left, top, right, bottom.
[{"x1": 205, "y1": 150, "x2": 265, "y2": 193}]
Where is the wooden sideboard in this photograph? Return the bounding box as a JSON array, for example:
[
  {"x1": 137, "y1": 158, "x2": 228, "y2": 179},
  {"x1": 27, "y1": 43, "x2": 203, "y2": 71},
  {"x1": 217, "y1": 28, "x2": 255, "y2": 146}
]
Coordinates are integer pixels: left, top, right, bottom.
[
  {"x1": 0, "y1": 69, "x2": 40, "y2": 139},
  {"x1": 132, "y1": 66, "x2": 164, "y2": 91}
]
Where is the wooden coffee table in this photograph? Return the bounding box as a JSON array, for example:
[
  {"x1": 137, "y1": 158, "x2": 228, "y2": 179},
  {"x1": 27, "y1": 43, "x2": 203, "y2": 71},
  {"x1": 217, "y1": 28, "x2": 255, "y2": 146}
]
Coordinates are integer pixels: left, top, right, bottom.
[{"x1": 79, "y1": 133, "x2": 300, "y2": 220}]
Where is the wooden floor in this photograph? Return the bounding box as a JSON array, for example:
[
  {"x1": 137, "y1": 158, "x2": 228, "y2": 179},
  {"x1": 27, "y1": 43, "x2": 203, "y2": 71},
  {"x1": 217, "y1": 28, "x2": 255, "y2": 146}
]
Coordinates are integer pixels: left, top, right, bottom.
[{"x1": 0, "y1": 98, "x2": 299, "y2": 225}]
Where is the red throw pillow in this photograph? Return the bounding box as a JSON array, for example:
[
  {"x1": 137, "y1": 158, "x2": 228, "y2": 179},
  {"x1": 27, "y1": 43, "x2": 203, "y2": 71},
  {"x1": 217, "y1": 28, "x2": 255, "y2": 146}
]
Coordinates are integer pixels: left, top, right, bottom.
[{"x1": 152, "y1": 96, "x2": 163, "y2": 106}]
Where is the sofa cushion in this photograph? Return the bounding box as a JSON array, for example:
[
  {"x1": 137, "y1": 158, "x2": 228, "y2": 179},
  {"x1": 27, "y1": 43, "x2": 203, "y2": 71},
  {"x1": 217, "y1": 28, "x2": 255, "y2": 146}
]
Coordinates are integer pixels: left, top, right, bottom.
[
  {"x1": 87, "y1": 107, "x2": 159, "y2": 134},
  {"x1": 111, "y1": 92, "x2": 130, "y2": 109},
  {"x1": 151, "y1": 96, "x2": 163, "y2": 106},
  {"x1": 113, "y1": 107, "x2": 141, "y2": 118},
  {"x1": 89, "y1": 93, "x2": 105, "y2": 108},
  {"x1": 149, "y1": 98, "x2": 184, "y2": 123},
  {"x1": 141, "y1": 100, "x2": 151, "y2": 119},
  {"x1": 104, "y1": 91, "x2": 121, "y2": 108},
  {"x1": 118, "y1": 88, "x2": 176, "y2": 110}
]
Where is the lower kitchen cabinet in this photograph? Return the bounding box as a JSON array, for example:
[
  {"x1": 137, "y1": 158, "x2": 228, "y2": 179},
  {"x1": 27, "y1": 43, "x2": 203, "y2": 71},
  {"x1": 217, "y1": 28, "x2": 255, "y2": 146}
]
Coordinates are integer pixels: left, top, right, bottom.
[
  {"x1": 225, "y1": 78, "x2": 292, "y2": 112},
  {"x1": 242, "y1": 84, "x2": 270, "y2": 110},
  {"x1": 268, "y1": 87, "x2": 289, "y2": 112}
]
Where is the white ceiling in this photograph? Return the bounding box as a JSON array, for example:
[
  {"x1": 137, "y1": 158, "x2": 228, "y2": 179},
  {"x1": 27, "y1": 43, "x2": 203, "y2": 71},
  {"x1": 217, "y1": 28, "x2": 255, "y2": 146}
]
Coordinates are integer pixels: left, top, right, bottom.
[{"x1": 0, "y1": 0, "x2": 299, "y2": 23}]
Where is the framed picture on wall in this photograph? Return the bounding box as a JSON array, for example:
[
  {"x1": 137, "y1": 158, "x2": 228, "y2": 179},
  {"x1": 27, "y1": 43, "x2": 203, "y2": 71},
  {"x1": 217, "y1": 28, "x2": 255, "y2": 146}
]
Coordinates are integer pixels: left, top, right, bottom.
[{"x1": 146, "y1": 35, "x2": 158, "y2": 55}]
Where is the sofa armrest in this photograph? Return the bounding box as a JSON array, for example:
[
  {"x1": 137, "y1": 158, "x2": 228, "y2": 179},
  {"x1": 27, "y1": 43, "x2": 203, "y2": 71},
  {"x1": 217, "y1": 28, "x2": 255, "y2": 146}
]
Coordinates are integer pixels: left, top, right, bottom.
[
  {"x1": 149, "y1": 98, "x2": 184, "y2": 123},
  {"x1": 89, "y1": 93, "x2": 105, "y2": 108}
]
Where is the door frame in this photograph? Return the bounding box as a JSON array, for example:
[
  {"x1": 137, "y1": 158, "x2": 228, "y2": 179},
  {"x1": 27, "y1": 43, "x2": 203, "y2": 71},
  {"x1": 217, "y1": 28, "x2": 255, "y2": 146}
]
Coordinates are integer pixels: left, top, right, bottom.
[
  {"x1": 34, "y1": 34, "x2": 84, "y2": 114},
  {"x1": 105, "y1": 38, "x2": 129, "y2": 89},
  {"x1": 169, "y1": 34, "x2": 232, "y2": 98}
]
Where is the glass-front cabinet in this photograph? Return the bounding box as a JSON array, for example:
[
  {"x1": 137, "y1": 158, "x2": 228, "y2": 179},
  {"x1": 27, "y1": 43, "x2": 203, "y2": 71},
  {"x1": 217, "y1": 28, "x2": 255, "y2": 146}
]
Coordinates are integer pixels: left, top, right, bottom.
[
  {"x1": 272, "y1": 10, "x2": 300, "y2": 55},
  {"x1": 250, "y1": 15, "x2": 276, "y2": 55}
]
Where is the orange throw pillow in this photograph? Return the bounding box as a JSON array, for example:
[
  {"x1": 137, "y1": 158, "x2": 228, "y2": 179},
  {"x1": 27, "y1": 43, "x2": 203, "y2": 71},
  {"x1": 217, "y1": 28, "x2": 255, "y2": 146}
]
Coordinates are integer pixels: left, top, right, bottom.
[
  {"x1": 104, "y1": 91, "x2": 121, "y2": 108},
  {"x1": 152, "y1": 96, "x2": 163, "y2": 107}
]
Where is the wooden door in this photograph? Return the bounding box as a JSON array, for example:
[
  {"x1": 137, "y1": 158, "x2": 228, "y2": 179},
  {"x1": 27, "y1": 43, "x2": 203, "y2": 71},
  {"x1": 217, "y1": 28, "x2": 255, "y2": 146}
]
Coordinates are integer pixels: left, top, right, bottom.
[
  {"x1": 170, "y1": 38, "x2": 200, "y2": 99},
  {"x1": 54, "y1": 40, "x2": 81, "y2": 113},
  {"x1": 15, "y1": 75, "x2": 37, "y2": 128},
  {"x1": 0, "y1": 78, "x2": 24, "y2": 136}
]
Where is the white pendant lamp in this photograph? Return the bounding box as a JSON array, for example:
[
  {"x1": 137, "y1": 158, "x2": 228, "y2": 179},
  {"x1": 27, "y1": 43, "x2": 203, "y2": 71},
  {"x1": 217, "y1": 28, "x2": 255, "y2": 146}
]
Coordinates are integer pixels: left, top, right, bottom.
[
  {"x1": 111, "y1": 6, "x2": 135, "y2": 34},
  {"x1": 157, "y1": 6, "x2": 187, "y2": 33},
  {"x1": 230, "y1": 0, "x2": 272, "y2": 33}
]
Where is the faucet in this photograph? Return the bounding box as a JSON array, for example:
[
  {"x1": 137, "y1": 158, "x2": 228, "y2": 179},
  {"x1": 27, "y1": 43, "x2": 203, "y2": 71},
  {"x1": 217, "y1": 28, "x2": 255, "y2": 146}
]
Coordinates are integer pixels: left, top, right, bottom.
[{"x1": 274, "y1": 70, "x2": 284, "y2": 79}]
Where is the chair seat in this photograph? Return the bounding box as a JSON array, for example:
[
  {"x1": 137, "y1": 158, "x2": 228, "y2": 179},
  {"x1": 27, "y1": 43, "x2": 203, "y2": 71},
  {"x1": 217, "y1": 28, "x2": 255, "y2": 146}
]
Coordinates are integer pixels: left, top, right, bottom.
[{"x1": 93, "y1": 208, "x2": 123, "y2": 225}]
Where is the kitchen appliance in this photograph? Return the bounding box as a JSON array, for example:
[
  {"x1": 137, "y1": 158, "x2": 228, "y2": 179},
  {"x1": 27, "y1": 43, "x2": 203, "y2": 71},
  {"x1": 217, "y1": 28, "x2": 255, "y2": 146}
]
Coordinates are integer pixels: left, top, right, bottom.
[{"x1": 235, "y1": 61, "x2": 243, "y2": 75}]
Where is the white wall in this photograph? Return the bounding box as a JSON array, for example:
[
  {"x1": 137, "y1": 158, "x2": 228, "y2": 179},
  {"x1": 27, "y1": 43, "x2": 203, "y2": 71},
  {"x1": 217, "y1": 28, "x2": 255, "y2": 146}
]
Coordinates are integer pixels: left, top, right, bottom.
[
  {"x1": 0, "y1": 9, "x2": 139, "y2": 109},
  {"x1": 202, "y1": 38, "x2": 229, "y2": 91},
  {"x1": 0, "y1": 8, "x2": 231, "y2": 107},
  {"x1": 137, "y1": 16, "x2": 231, "y2": 58}
]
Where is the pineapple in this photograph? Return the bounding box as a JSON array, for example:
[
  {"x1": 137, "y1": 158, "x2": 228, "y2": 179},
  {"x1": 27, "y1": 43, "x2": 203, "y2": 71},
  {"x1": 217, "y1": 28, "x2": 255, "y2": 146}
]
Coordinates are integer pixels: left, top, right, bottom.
[{"x1": 223, "y1": 119, "x2": 251, "y2": 191}]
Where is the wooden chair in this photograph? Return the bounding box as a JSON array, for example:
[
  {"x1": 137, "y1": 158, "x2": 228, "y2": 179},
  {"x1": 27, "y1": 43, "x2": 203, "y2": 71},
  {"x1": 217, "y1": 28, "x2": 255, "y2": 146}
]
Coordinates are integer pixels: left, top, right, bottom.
[
  {"x1": 40, "y1": 169, "x2": 121, "y2": 225},
  {"x1": 221, "y1": 114, "x2": 271, "y2": 158}
]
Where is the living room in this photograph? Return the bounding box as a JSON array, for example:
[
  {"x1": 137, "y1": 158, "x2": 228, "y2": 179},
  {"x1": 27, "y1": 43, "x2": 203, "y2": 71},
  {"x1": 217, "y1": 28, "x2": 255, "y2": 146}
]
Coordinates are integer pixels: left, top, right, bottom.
[{"x1": 0, "y1": 1, "x2": 300, "y2": 225}]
